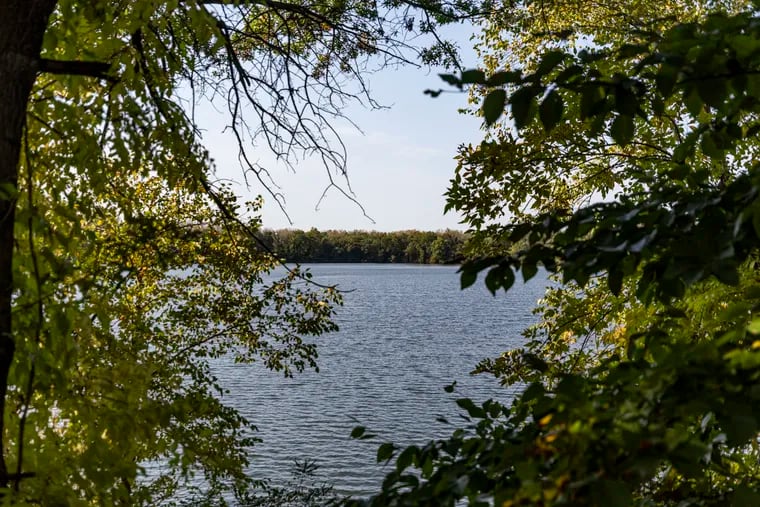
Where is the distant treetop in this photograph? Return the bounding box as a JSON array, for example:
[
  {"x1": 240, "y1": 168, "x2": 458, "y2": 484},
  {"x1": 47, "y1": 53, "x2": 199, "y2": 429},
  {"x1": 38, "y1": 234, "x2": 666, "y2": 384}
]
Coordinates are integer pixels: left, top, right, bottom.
[{"x1": 260, "y1": 228, "x2": 468, "y2": 264}]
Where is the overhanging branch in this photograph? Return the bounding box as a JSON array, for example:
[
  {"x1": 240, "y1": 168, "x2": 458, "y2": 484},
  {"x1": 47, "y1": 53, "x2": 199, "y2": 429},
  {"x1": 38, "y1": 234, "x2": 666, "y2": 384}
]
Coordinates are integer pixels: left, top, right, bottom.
[{"x1": 38, "y1": 58, "x2": 112, "y2": 80}]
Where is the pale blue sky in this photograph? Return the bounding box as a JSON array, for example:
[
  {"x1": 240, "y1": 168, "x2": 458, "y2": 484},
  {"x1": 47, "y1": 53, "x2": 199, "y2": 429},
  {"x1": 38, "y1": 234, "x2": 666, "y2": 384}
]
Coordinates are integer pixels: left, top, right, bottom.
[{"x1": 200, "y1": 24, "x2": 484, "y2": 231}]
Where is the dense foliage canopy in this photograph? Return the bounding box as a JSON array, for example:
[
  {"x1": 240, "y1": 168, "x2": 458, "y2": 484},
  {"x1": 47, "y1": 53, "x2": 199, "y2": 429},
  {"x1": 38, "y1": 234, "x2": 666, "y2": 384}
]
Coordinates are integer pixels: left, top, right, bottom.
[{"x1": 362, "y1": 1, "x2": 760, "y2": 505}]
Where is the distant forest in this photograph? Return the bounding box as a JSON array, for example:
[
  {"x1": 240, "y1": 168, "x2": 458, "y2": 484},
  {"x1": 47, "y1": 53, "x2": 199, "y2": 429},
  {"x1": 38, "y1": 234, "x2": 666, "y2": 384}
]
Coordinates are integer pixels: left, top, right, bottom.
[{"x1": 259, "y1": 229, "x2": 467, "y2": 264}]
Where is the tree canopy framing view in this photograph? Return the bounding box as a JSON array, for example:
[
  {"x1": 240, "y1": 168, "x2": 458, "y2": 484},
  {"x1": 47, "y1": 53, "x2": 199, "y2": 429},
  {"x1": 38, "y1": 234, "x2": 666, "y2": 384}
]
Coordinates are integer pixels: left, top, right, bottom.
[{"x1": 7, "y1": 0, "x2": 760, "y2": 506}]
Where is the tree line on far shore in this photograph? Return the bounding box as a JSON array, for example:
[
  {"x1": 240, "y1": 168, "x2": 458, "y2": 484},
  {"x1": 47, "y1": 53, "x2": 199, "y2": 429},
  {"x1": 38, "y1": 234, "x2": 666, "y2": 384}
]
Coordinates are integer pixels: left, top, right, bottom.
[{"x1": 258, "y1": 228, "x2": 467, "y2": 264}]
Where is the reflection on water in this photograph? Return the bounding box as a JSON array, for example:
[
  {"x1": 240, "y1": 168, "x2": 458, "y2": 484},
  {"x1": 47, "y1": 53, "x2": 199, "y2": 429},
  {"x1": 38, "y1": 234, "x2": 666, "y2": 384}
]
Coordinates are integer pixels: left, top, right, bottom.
[{"x1": 213, "y1": 264, "x2": 547, "y2": 498}]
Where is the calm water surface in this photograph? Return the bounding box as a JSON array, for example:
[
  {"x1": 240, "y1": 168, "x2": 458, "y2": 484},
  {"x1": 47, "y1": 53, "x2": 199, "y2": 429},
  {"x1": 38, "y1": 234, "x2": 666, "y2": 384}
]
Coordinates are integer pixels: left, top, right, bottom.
[{"x1": 213, "y1": 264, "x2": 547, "y2": 498}]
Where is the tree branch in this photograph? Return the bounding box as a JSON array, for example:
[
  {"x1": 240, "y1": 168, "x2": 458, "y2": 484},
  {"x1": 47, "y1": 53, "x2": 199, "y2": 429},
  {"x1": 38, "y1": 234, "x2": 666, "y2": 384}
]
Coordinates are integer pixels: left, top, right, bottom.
[{"x1": 38, "y1": 58, "x2": 112, "y2": 80}]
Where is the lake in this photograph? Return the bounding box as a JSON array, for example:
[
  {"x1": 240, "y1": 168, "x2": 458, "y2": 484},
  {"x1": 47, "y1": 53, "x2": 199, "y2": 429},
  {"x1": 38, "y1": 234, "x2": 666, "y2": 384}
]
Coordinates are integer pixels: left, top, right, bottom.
[{"x1": 212, "y1": 264, "x2": 548, "y2": 498}]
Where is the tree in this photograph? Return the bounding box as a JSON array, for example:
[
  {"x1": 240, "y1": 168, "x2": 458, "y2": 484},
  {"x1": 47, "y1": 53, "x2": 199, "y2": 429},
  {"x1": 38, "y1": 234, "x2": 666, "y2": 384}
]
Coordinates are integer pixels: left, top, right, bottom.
[
  {"x1": 0, "y1": 0, "x2": 489, "y2": 503},
  {"x1": 365, "y1": 1, "x2": 760, "y2": 505},
  {"x1": 263, "y1": 229, "x2": 467, "y2": 263},
  {"x1": 14, "y1": 175, "x2": 340, "y2": 504}
]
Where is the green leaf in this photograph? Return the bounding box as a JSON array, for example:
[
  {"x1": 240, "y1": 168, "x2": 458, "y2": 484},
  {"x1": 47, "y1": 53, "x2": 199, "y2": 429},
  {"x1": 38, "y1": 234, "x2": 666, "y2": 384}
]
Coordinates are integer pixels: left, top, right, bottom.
[
  {"x1": 496, "y1": 265, "x2": 515, "y2": 292},
  {"x1": 617, "y1": 43, "x2": 649, "y2": 58},
  {"x1": 578, "y1": 49, "x2": 606, "y2": 63},
  {"x1": 673, "y1": 139, "x2": 695, "y2": 163},
  {"x1": 460, "y1": 269, "x2": 477, "y2": 289},
  {"x1": 700, "y1": 131, "x2": 723, "y2": 159},
  {"x1": 484, "y1": 267, "x2": 501, "y2": 294},
  {"x1": 580, "y1": 84, "x2": 606, "y2": 119},
  {"x1": 460, "y1": 69, "x2": 486, "y2": 85},
  {"x1": 608, "y1": 267, "x2": 624, "y2": 296},
  {"x1": 656, "y1": 65, "x2": 677, "y2": 98},
  {"x1": 651, "y1": 96, "x2": 665, "y2": 115},
  {"x1": 522, "y1": 262, "x2": 538, "y2": 282},
  {"x1": 377, "y1": 443, "x2": 395, "y2": 462},
  {"x1": 421, "y1": 456, "x2": 433, "y2": 478},
  {"x1": 536, "y1": 50, "x2": 566, "y2": 76},
  {"x1": 539, "y1": 89, "x2": 564, "y2": 132},
  {"x1": 697, "y1": 77, "x2": 727, "y2": 110},
  {"x1": 483, "y1": 88, "x2": 507, "y2": 126},
  {"x1": 522, "y1": 382, "x2": 545, "y2": 402},
  {"x1": 685, "y1": 88, "x2": 703, "y2": 117},
  {"x1": 730, "y1": 33, "x2": 760, "y2": 60},
  {"x1": 589, "y1": 114, "x2": 606, "y2": 137},
  {"x1": 456, "y1": 398, "x2": 485, "y2": 418},
  {"x1": 396, "y1": 446, "x2": 418, "y2": 472},
  {"x1": 733, "y1": 485, "x2": 760, "y2": 507},
  {"x1": 610, "y1": 114, "x2": 635, "y2": 146},
  {"x1": 514, "y1": 461, "x2": 538, "y2": 482},
  {"x1": 555, "y1": 64, "x2": 583, "y2": 84},
  {"x1": 350, "y1": 426, "x2": 366, "y2": 439},
  {"x1": 486, "y1": 70, "x2": 522, "y2": 86},
  {"x1": 439, "y1": 73, "x2": 461, "y2": 87},
  {"x1": 510, "y1": 87, "x2": 538, "y2": 129},
  {"x1": 614, "y1": 84, "x2": 639, "y2": 116},
  {"x1": 522, "y1": 353, "x2": 549, "y2": 373}
]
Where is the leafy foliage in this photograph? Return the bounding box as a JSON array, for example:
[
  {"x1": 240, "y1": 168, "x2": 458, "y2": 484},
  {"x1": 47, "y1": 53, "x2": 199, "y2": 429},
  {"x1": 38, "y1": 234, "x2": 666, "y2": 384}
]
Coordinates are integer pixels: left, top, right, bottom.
[
  {"x1": 11, "y1": 166, "x2": 343, "y2": 504},
  {"x1": 365, "y1": 2, "x2": 760, "y2": 506}
]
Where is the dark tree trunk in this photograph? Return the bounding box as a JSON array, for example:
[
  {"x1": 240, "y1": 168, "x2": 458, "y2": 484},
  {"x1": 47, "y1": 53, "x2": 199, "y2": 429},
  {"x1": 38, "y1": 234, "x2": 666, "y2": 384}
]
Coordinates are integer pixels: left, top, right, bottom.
[{"x1": 0, "y1": 0, "x2": 56, "y2": 486}]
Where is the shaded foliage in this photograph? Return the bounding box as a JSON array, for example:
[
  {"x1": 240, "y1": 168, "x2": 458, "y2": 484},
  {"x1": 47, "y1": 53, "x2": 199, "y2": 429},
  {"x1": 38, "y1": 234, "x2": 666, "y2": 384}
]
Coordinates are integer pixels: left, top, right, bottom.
[{"x1": 361, "y1": 2, "x2": 760, "y2": 506}]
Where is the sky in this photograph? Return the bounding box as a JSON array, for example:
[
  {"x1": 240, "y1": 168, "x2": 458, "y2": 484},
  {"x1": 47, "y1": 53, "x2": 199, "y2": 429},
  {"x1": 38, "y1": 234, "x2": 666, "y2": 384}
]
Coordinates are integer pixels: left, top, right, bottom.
[{"x1": 198, "y1": 24, "x2": 485, "y2": 232}]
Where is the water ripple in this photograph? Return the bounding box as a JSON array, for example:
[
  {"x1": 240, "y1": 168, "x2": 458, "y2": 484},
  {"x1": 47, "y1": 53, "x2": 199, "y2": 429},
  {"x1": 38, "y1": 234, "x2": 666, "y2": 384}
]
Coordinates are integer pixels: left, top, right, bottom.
[{"x1": 212, "y1": 264, "x2": 547, "y2": 497}]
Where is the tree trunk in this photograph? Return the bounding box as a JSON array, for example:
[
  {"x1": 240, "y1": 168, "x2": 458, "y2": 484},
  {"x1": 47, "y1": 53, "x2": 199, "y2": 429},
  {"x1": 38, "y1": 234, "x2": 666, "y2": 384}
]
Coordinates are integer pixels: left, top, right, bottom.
[{"x1": 0, "y1": 0, "x2": 56, "y2": 486}]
